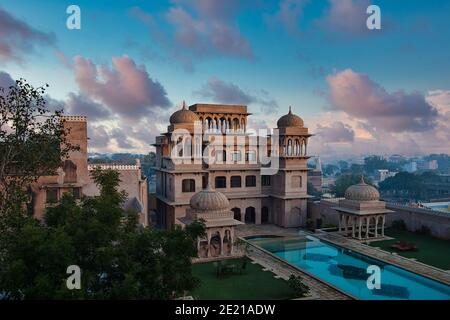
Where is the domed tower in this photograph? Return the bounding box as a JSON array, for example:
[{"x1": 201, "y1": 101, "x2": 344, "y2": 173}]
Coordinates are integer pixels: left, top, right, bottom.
[
  {"x1": 332, "y1": 176, "x2": 393, "y2": 240},
  {"x1": 270, "y1": 106, "x2": 313, "y2": 228},
  {"x1": 180, "y1": 183, "x2": 243, "y2": 259}
]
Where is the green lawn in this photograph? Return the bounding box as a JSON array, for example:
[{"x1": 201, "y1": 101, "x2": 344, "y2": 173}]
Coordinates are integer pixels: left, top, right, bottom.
[
  {"x1": 190, "y1": 258, "x2": 296, "y2": 300},
  {"x1": 369, "y1": 229, "x2": 450, "y2": 270}
]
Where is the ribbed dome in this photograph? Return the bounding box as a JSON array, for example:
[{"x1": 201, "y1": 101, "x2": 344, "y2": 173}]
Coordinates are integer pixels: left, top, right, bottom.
[
  {"x1": 277, "y1": 106, "x2": 304, "y2": 128},
  {"x1": 345, "y1": 177, "x2": 380, "y2": 201},
  {"x1": 190, "y1": 186, "x2": 230, "y2": 211},
  {"x1": 169, "y1": 102, "x2": 199, "y2": 124}
]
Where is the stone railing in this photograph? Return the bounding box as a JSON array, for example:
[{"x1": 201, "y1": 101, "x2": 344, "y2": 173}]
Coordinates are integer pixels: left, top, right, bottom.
[
  {"x1": 88, "y1": 164, "x2": 139, "y2": 171},
  {"x1": 61, "y1": 115, "x2": 87, "y2": 122}
]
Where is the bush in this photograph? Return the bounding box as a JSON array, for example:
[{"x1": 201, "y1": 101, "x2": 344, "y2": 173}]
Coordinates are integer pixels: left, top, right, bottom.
[
  {"x1": 288, "y1": 275, "x2": 310, "y2": 297},
  {"x1": 391, "y1": 220, "x2": 407, "y2": 231},
  {"x1": 415, "y1": 225, "x2": 431, "y2": 236},
  {"x1": 306, "y1": 219, "x2": 315, "y2": 232}
]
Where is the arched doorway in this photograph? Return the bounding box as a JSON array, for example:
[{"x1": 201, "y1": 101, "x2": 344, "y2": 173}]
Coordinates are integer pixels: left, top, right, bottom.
[
  {"x1": 261, "y1": 206, "x2": 269, "y2": 224},
  {"x1": 210, "y1": 232, "x2": 221, "y2": 257},
  {"x1": 232, "y1": 208, "x2": 241, "y2": 221},
  {"x1": 245, "y1": 207, "x2": 256, "y2": 224}
]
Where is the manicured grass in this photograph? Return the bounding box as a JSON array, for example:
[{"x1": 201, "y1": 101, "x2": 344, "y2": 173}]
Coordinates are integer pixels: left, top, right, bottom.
[
  {"x1": 369, "y1": 229, "x2": 450, "y2": 270},
  {"x1": 190, "y1": 258, "x2": 296, "y2": 300}
]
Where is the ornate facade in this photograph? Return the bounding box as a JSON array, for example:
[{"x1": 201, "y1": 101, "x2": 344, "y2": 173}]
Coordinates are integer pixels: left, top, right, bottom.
[{"x1": 152, "y1": 103, "x2": 313, "y2": 229}]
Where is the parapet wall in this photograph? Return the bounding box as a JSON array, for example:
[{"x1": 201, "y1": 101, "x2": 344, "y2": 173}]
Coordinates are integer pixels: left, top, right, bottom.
[{"x1": 308, "y1": 200, "x2": 450, "y2": 240}]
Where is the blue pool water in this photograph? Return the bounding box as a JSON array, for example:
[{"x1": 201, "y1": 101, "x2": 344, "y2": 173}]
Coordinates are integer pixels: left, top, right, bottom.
[{"x1": 249, "y1": 236, "x2": 450, "y2": 300}]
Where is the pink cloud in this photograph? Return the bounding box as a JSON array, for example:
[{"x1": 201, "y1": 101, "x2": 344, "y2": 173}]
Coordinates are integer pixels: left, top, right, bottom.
[
  {"x1": 73, "y1": 55, "x2": 171, "y2": 119},
  {"x1": 326, "y1": 69, "x2": 438, "y2": 132},
  {"x1": 131, "y1": 1, "x2": 253, "y2": 71},
  {"x1": 317, "y1": 0, "x2": 375, "y2": 37}
]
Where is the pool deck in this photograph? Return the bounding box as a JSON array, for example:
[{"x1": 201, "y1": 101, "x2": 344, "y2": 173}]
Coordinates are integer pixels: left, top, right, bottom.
[
  {"x1": 235, "y1": 224, "x2": 450, "y2": 300},
  {"x1": 236, "y1": 225, "x2": 350, "y2": 300},
  {"x1": 314, "y1": 231, "x2": 450, "y2": 286}
]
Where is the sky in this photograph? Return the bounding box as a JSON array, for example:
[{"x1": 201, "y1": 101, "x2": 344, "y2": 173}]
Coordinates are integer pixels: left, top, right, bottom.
[{"x1": 1, "y1": 0, "x2": 449, "y2": 160}]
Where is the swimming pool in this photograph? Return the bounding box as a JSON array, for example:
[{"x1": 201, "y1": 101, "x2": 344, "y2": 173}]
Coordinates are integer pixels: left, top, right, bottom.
[{"x1": 248, "y1": 236, "x2": 450, "y2": 300}]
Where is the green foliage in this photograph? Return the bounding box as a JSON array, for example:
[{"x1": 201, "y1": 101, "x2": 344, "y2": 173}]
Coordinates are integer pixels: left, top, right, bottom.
[
  {"x1": 377, "y1": 171, "x2": 442, "y2": 200},
  {"x1": 415, "y1": 225, "x2": 431, "y2": 236},
  {"x1": 306, "y1": 219, "x2": 315, "y2": 231},
  {"x1": 331, "y1": 174, "x2": 374, "y2": 197},
  {"x1": 323, "y1": 164, "x2": 339, "y2": 176},
  {"x1": 0, "y1": 169, "x2": 206, "y2": 300},
  {"x1": 363, "y1": 156, "x2": 388, "y2": 174},
  {"x1": 287, "y1": 275, "x2": 309, "y2": 297},
  {"x1": 0, "y1": 79, "x2": 78, "y2": 215}
]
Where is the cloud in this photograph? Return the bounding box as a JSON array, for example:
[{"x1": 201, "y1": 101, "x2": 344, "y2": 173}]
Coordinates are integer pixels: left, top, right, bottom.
[
  {"x1": 65, "y1": 93, "x2": 111, "y2": 121},
  {"x1": 266, "y1": 0, "x2": 309, "y2": 35},
  {"x1": 73, "y1": 55, "x2": 171, "y2": 119},
  {"x1": 130, "y1": 1, "x2": 253, "y2": 71},
  {"x1": 318, "y1": 0, "x2": 373, "y2": 36},
  {"x1": 194, "y1": 77, "x2": 279, "y2": 114},
  {"x1": 316, "y1": 121, "x2": 355, "y2": 143},
  {"x1": 194, "y1": 77, "x2": 253, "y2": 104},
  {"x1": 326, "y1": 69, "x2": 438, "y2": 132},
  {"x1": 87, "y1": 124, "x2": 112, "y2": 150},
  {"x1": 0, "y1": 7, "x2": 55, "y2": 63}
]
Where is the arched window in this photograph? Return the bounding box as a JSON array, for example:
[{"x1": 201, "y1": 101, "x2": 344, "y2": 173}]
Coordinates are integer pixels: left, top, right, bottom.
[
  {"x1": 215, "y1": 176, "x2": 227, "y2": 188},
  {"x1": 230, "y1": 176, "x2": 242, "y2": 188},
  {"x1": 245, "y1": 207, "x2": 256, "y2": 224},
  {"x1": 232, "y1": 208, "x2": 241, "y2": 221},
  {"x1": 182, "y1": 179, "x2": 195, "y2": 192},
  {"x1": 245, "y1": 175, "x2": 256, "y2": 187}
]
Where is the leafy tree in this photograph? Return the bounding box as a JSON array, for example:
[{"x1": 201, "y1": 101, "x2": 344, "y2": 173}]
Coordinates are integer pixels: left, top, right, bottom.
[
  {"x1": 323, "y1": 164, "x2": 339, "y2": 176},
  {"x1": 338, "y1": 160, "x2": 349, "y2": 171},
  {"x1": 363, "y1": 156, "x2": 388, "y2": 174},
  {"x1": 288, "y1": 275, "x2": 309, "y2": 297},
  {"x1": 0, "y1": 79, "x2": 77, "y2": 215},
  {"x1": 331, "y1": 174, "x2": 374, "y2": 197},
  {"x1": 0, "y1": 168, "x2": 206, "y2": 299}
]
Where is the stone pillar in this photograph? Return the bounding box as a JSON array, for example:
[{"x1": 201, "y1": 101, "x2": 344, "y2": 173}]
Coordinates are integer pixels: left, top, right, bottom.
[
  {"x1": 338, "y1": 213, "x2": 342, "y2": 234},
  {"x1": 344, "y1": 215, "x2": 348, "y2": 236},
  {"x1": 207, "y1": 231, "x2": 212, "y2": 258},
  {"x1": 220, "y1": 230, "x2": 224, "y2": 256},
  {"x1": 382, "y1": 215, "x2": 386, "y2": 237},
  {"x1": 366, "y1": 217, "x2": 370, "y2": 239},
  {"x1": 358, "y1": 218, "x2": 362, "y2": 240},
  {"x1": 352, "y1": 217, "x2": 356, "y2": 238},
  {"x1": 375, "y1": 216, "x2": 379, "y2": 238}
]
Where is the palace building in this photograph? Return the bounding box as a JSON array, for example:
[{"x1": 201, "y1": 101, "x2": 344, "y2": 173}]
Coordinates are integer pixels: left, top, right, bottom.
[{"x1": 152, "y1": 103, "x2": 313, "y2": 229}]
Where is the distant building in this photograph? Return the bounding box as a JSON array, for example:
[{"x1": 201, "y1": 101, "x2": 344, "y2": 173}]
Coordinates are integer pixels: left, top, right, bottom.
[
  {"x1": 377, "y1": 169, "x2": 397, "y2": 183},
  {"x1": 402, "y1": 162, "x2": 417, "y2": 173},
  {"x1": 30, "y1": 116, "x2": 149, "y2": 226},
  {"x1": 308, "y1": 156, "x2": 323, "y2": 193},
  {"x1": 389, "y1": 154, "x2": 405, "y2": 163},
  {"x1": 417, "y1": 159, "x2": 438, "y2": 171}
]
